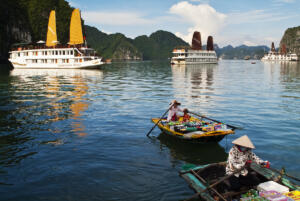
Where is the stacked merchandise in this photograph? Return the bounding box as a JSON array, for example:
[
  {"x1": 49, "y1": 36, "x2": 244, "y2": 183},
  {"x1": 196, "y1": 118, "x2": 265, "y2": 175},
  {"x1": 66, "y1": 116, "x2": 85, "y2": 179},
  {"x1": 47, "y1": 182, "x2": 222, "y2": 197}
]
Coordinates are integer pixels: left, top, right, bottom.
[
  {"x1": 284, "y1": 191, "x2": 300, "y2": 201},
  {"x1": 240, "y1": 189, "x2": 267, "y2": 201},
  {"x1": 239, "y1": 181, "x2": 300, "y2": 201},
  {"x1": 259, "y1": 191, "x2": 292, "y2": 201},
  {"x1": 166, "y1": 120, "x2": 228, "y2": 133}
]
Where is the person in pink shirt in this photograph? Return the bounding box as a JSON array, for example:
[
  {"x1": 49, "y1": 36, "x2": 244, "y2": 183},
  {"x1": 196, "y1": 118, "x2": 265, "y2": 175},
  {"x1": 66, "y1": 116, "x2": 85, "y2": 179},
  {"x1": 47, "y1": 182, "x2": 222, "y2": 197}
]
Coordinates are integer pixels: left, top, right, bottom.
[{"x1": 167, "y1": 100, "x2": 183, "y2": 121}]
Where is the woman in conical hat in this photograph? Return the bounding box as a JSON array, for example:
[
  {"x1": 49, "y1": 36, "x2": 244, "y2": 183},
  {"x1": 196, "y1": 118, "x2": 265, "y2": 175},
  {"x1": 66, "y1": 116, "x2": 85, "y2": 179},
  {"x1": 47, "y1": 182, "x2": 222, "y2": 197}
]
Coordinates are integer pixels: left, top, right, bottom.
[
  {"x1": 232, "y1": 135, "x2": 255, "y2": 149},
  {"x1": 226, "y1": 135, "x2": 269, "y2": 190}
]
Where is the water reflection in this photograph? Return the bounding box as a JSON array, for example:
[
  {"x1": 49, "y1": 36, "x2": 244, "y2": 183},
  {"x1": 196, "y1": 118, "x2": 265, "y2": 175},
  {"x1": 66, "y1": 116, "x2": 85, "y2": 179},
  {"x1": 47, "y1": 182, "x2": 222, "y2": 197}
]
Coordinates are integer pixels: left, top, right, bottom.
[
  {"x1": 70, "y1": 75, "x2": 89, "y2": 137},
  {"x1": 279, "y1": 62, "x2": 300, "y2": 83},
  {"x1": 262, "y1": 62, "x2": 300, "y2": 116},
  {"x1": 0, "y1": 69, "x2": 103, "y2": 167},
  {"x1": 171, "y1": 64, "x2": 216, "y2": 106},
  {"x1": 10, "y1": 69, "x2": 103, "y2": 137},
  {"x1": 158, "y1": 133, "x2": 227, "y2": 165},
  {"x1": 262, "y1": 61, "x2": 300, "y2": 84}
]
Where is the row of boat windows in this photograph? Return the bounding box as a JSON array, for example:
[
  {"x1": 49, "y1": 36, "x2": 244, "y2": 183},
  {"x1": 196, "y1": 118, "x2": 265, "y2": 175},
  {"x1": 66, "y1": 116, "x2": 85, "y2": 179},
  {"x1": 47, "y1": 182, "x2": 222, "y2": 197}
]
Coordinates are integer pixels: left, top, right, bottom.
[
  {"x1": 14, "y1": 50, "x2": 75, "y2": 57},
  {"x1": 27, "y1": 58, "x2": 92, "y2": 64},
  {"x1": 265, "y1": 56, "x2": 296, "y2": 58},
  {"x1": 174, "y1": 53, "x2": 216, "y2": 57},
  {"x1": 186, "y1": 58, "x2": 217, "y2": 62}
]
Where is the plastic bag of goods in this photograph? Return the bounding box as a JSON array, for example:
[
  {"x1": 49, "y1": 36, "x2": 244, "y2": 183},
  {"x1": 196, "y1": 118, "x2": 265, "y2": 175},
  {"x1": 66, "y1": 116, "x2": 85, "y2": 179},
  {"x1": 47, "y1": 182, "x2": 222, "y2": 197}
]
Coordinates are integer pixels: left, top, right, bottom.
[{"x1": 257, "y1": 181, "x2": 289, "y2": 194}]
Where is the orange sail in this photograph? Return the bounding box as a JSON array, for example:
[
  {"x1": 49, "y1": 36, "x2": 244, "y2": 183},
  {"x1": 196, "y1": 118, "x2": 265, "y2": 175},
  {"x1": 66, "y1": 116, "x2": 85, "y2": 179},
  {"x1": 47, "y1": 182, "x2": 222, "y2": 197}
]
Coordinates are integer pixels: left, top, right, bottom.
[
  {"x1": 69, "y1": 9, "x2": 84, "y2": 45},
  {"x1": 46, "y1": 10, "x2": 58, "y2": 47}
]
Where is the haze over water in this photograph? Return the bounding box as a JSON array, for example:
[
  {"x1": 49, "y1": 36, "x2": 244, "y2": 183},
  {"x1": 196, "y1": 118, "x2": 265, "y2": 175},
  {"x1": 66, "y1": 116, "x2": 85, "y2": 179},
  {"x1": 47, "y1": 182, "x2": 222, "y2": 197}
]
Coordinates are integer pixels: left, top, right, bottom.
[{"x1": 0, "y1": 60, "x2": 299, "y2": 201}]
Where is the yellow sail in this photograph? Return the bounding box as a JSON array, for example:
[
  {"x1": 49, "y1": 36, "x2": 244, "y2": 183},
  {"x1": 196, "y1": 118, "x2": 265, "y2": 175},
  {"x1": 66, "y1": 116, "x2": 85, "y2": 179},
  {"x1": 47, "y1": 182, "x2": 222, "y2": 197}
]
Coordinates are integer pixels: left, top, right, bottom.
[
  {"x1": 69, "y1": 9, "x2": 84, "y2": 45},
  {"x1": 46, "y1": 10, "x2": 58, "y2": 47}
]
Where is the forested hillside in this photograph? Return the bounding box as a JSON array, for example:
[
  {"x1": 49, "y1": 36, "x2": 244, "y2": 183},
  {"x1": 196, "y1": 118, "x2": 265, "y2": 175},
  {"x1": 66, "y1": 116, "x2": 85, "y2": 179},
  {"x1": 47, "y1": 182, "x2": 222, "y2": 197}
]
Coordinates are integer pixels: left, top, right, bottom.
[
  {"x1": 280, "y1": 26, "x2": 300, "y2": 55},
  {"x1": 216, "y1": 45, "x2": 269, "y2": 60},
  {"x1": 0, "y1": 0, "x2": 74, "y2": 61},
  {"x1": 85, "y1": 26, "x2": 142, "y2": 60},
  {"x1": 85, "y1": 26, "x2": 189, "y2": 60},
  {"x1": 133, "y1": 30, "x2": 189, "y2": 60}
]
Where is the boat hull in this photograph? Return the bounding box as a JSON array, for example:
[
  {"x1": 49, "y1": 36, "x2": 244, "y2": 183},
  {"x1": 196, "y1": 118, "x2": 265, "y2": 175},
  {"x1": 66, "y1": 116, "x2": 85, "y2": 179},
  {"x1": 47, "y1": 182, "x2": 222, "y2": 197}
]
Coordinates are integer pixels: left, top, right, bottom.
[
  {"x1": 180, "y1": 162, "x2": 300, "y2": 201},
  {"x1": 261, "y1": 52, "x2": 299, "y2": 61},
  {"x1": 9, "y1": 59, "x2": 104, "y2": 69},
  {"x1": 151, "y1": 118, "x2": 234, "y2": 143},
  {"x1": 171, "y1": 60, "x2": 218, "y2": 65}
]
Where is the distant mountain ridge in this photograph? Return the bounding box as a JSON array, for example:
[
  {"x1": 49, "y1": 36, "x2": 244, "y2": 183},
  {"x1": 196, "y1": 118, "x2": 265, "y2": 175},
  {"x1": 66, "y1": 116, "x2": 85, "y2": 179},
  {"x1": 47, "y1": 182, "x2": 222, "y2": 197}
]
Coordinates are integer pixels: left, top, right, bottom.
[
  {"x1": 134, "y1": 30, "x2": 189, "y2": 60},
  {"x1": 85, "y1": 25, "x2": 270, "y2": 60},
  {"x1": 85, "y1": 25, "x2": 189, "y2": 60},
  {"x1": 215, "y1": 45, "x2": 270, "y2": 60},
  {"x1": 84, "y1": 26, "x2": 142, "y2": 60}
]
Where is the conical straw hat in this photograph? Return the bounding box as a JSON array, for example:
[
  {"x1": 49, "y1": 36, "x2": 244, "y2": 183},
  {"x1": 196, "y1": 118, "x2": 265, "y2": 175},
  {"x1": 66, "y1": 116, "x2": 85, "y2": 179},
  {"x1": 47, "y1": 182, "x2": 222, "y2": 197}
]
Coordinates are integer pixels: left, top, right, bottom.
[
  {"x1": 170, "y1": 100, "x2": 181, "y2": 105},
  {"x1": 232, "y1": 135, "x2": 255, "y2": 149}
]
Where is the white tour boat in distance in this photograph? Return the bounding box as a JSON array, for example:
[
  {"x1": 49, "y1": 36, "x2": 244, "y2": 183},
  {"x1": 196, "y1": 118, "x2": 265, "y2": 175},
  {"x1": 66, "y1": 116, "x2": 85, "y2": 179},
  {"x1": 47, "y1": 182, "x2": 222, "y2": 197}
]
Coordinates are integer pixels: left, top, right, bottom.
[
  {"x1": 171, "y1": 48, "x2": 218, "y2": 64},
  {"x1": 171, "y1": 32, "x2": 218, "y2": 65},
  {"x1": 261, "y1": 52, "x2": 299, "y2": 61},
  {"x1": 9, "y1": 9, "x2": 103, "y2": 69},
  {"x1": 261, "y1": 42, "x2": 299, "y2": 62}
]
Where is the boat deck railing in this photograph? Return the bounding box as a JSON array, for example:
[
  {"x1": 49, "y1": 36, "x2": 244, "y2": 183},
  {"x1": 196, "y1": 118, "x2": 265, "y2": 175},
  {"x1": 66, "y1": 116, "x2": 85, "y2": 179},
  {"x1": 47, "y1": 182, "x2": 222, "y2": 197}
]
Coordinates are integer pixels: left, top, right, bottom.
[{"x1": 11, "y1": 44, "x2": 91, "y2": 51}]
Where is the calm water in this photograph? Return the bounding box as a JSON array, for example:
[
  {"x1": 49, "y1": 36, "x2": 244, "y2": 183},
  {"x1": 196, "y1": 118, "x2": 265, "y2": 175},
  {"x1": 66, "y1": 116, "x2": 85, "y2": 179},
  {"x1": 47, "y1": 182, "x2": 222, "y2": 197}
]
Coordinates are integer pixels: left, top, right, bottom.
[{"x1": 0, "y1": 60, "x2": 299, "y2": 201}]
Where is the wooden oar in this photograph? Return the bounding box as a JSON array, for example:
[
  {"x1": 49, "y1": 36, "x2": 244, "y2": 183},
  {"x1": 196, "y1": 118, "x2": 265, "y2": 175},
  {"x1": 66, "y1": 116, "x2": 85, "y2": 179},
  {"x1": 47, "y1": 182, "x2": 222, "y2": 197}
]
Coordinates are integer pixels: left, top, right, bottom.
[
  {"x1": 146, "y1": 104, "x2": 173, "y2": 136},
  {"x1": 188, "y1": 111, "x2": 241, "y2": 130}
]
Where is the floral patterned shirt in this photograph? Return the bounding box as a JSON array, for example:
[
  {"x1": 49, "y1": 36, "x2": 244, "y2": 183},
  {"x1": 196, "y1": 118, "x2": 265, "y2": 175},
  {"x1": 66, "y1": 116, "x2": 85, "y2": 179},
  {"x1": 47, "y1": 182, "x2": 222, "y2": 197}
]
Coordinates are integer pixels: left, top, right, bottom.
[
  {"x1": 167, "y1": 106, "x2": 182, "y2": 121},
  {"x1": 226, "y1": 145, "x2": 264, "y2": 177}
]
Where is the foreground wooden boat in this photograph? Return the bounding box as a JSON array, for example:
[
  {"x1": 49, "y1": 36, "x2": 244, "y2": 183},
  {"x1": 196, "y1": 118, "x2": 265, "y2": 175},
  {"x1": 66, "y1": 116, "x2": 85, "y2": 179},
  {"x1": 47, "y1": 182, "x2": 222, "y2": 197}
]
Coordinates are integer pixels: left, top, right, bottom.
[
  {"x1": 151, "y1": 116, "x2": 235, "y2": 143},
  {"x1": 180, "y1": 162, "x2": 300, "y2": 201}
]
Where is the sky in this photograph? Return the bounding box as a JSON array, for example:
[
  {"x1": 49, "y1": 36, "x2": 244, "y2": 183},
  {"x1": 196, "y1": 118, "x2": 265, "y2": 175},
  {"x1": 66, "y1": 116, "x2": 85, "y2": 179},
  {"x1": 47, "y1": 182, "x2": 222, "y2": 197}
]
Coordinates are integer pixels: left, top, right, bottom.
[{"x1": 69, "y1": 0, "x2": 300, "y2": 47}]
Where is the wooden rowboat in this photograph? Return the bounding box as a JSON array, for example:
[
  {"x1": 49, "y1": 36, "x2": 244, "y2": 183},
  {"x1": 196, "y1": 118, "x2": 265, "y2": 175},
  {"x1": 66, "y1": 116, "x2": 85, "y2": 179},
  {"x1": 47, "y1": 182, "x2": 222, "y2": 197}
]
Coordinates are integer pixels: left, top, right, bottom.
[
  {"x1": 180, "y1": 162, "x2": 300, "y2": 201},
  {"x1": 151, "y1": 116, "x2": 235, "y2": 143}
]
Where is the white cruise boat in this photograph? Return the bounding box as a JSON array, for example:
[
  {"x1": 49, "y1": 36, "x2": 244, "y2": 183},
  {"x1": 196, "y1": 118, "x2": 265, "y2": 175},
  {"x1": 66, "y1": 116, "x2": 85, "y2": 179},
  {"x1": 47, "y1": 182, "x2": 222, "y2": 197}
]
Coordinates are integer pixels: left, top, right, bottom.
[
  {"x1": 261, "y1": 52, "x2": 299, "y2": 61},
  {"x1": 171, "y1": 48, "x2": 218, "y2": 64},
  {"x1": 261, "y1": 42, "x2": 299, "y2": 62},
  {"x1": 9, "y1": 9, "x2": 103, "y2": 69},
  {"x1": 171, "y1": 32, "x2": 218, "y2": 65}
]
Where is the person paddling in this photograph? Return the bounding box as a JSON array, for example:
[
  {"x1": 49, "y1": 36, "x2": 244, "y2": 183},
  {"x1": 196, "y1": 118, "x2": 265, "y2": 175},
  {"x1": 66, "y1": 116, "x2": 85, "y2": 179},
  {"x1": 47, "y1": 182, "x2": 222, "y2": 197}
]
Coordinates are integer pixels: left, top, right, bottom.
[
  {"x1": 226, "y1": 135, "x2": 270, "y2": 190},
  {"x1": 167, "y1": 100, "x2": 183, "y2": 122}
]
